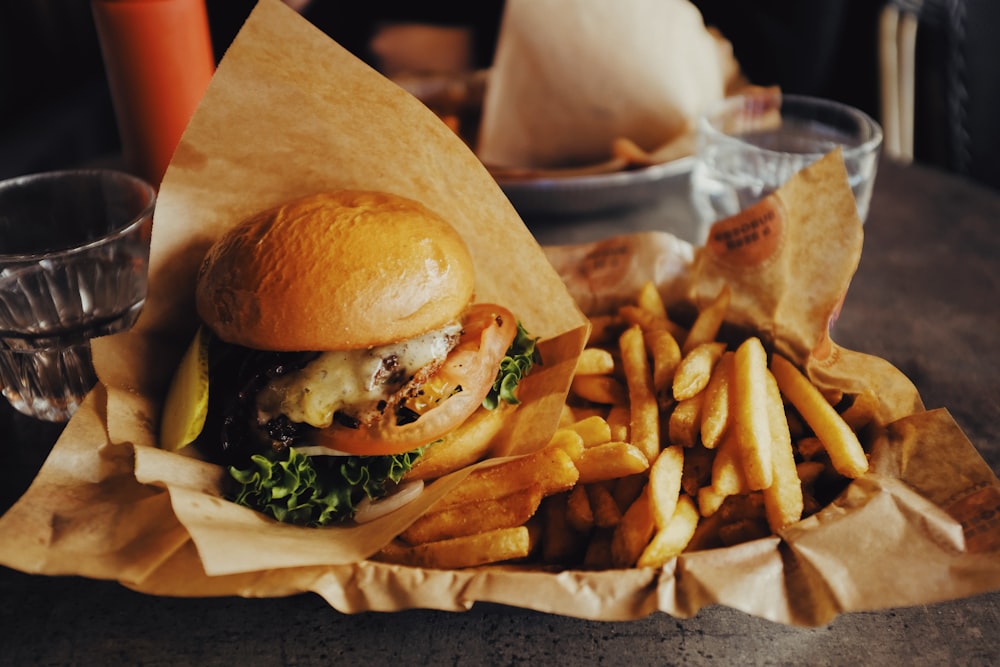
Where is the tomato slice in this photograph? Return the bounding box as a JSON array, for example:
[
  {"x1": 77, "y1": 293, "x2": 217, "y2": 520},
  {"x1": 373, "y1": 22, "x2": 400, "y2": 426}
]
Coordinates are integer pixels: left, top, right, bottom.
[{"x1": 309, "y1": 303, "x2": 518, "y2": 456}]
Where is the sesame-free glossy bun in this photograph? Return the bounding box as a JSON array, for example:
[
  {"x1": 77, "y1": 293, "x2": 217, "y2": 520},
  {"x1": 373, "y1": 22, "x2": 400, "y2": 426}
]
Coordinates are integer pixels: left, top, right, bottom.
[{"x1": 195, "y1": 190, "x2": 475, "y2": 351}]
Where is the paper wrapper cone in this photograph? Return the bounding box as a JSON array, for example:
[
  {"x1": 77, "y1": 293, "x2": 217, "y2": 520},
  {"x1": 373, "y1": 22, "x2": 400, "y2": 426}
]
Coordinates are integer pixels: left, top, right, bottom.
[
  {"x1": 1, "y1": 2, "x2": 998, "y2": 626},
  {"x1": 0, "y1": 1, "x2": 585, "y2": 578},
  {"x1": 477, "y1": 0, "x2": 738, "y2": 175}
]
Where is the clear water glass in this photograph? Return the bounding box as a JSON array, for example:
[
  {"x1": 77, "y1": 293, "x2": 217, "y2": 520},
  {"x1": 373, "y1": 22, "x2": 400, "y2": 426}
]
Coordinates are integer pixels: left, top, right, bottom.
[
  {"x1": 0, "y1": 169, "x2": 156, "y2": 421},
  {"x1": 690, "y1": 91, "x2": 883, "y2": 242}
]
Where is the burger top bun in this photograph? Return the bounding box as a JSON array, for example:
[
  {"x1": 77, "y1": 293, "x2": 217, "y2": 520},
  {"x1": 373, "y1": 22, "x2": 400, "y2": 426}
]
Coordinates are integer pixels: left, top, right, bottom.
[{"x1": 195, "y1": 190, "x2": 476, "y2": 351}]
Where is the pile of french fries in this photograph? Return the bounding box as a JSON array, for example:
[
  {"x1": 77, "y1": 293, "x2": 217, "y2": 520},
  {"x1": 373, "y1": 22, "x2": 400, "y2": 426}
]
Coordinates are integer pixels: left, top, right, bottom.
[{"x1": 377, "y1": 282, "x2": 876, "y2": 570}]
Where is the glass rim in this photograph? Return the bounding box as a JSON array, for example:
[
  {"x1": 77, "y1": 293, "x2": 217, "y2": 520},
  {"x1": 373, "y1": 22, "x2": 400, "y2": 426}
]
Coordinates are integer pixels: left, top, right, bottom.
[
  {"x1": 698, "y1": 92, "x2": 884, "y2": 162},
  {"x1": 0, "y1": 168, "x2": 157, "y2": 262}
]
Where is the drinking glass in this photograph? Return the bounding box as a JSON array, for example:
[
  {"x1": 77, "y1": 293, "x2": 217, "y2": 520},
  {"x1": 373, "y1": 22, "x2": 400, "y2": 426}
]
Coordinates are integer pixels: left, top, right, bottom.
[
  {"x1": 690, "y1": 90, "x2": 883, "y2": 242},
  {"x1": 0, "y1": 169, "x2": 156, "y2": 421}
]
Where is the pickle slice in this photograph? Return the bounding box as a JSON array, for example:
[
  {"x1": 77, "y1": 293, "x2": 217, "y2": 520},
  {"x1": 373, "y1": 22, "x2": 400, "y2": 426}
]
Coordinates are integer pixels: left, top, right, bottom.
[{"x1": 159, "y1": 326, "x2": 211, "y2": 451}]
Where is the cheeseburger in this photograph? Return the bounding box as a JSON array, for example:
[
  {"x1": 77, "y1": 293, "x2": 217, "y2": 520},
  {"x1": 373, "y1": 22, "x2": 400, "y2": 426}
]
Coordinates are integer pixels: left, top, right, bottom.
[{"x1": 162, "y1": 190, "x2": 539, "y2": 526}]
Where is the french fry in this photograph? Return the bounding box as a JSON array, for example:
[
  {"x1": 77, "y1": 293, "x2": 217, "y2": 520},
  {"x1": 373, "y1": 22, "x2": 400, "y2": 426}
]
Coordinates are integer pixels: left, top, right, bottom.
[
  {"x1": 685, "y1": 506, "x2": 725, "y2": 552},
  {"x1": 565, "y1": 405, "x2": 608, "y2": 424},
  {"x1": 575, "y1": 441, "x2": 650, "y2": 484},
  {"x1": 575, "y1": 347, "x2": 617, "y2": 375},
  {"x1": 645, "y1": 327, "x2": 682, "y2": 396},
  {"x1": 618, "y1": 304, "x2": 662, "y2": 331},
  {"x1": 378, "y1": 526, "x2": 532, "y2": 569},
  {"x1": 731, "y1": 337, "x2": 774, "y2": 490},
  {"x1": 681, "y1": 443, "x2": 714, "y2": 498},
  {"x1": 612, "y1": 473, "x2": 647, "y2": 511},
  {"x1": 700, "y1": 351, "x2": 734, "y2": 449},
  {"x1": 565, "y1": 415, "x2": 613, "y2": 447},
  {"x1": 718, "y1": 517, "x2": 771, "y2": 547},
  {"x1": 375, "y1": 539, "x2": 413, "y2": 563},
  {"x1": 571, "y1": 374, "x2": 628, "y2": 405},
  {"x1": 637, "y1": 494, "x2": 699, "y2": 568},
  {"x1": 637, "y1": 280, "x2": 668, "y2": 320},
  {"x1": 648, "y1": 445, "x2": 684, "y2": 529},
  {"x1": 619, "y1": 324, "x2": 660, "y2": 461},
  {"x1": 761, "y1": 369, "x2": 804, "y2": 533},
  {"x1": 540, "y1": 494, "x2": 585, "y2": 563},
  {"x1": 524, "y1": 515, "x2": 544, "y2": 557},
  {"x1": 770, "y1": 354, "x2": 869, "y2": 478},
  {"x1": 672, "y1": 341, "x2": 726, "y2": 401},
  {"x1": 697, "y1": 485, "x2": 728, "y2": 518},
  {"x1": 701, "y1": 429, "x2": 749, "y2": 516},
  {"x1": 668, "y1": 392, "x2": 704, "y2": 448},
  {"x1": 434, "y1": 447, "x2": 579, "y2": 511},
  {"x1": 711, "y1": 428, "x2": 749, "y2": 496},
  {"x1": 606, "y1": 404, "x2": 631, "y2": 442},
  {"x1": 717, "y1": 491, "x2": 765, "y2": 524},
  {"x1": 587, "y1": 483, "x2": 624, "y2": 528},
  {"x1": 406, "y1": 400, "x2": 512, "y2": 481},
  {"x1": 546, "y1": 428, "x2": 586, "y2": 461},
  {"x1": 682, "y1": 285, "x2": 731, "y2": 354},
  {"x1": 583, "y1": 529, "x2": 614, "y2": 569},
  {"x1": 618, "y1": 304, "x2": 687, "y2": 341},
  {"x1": 701, "y1": 492, "x2": 768, "y2": 544},
  {"x1": 610, "y1": 484, "x2": 656, "y2": 568},
  {"x1": 565, "y1": 483, "x2": 595, "y2": 533},
  {"x1": 532, "y1": 279, "x2": 878, "y2": 570},
  {"x1": 401, "y1": 485, "x2": 544, "y2": 545}
]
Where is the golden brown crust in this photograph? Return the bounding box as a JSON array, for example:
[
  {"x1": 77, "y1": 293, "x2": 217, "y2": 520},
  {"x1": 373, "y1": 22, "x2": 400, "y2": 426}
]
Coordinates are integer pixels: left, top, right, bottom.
[{"x1": 195, "y1": 190, "x2": 475, "y2": 351}]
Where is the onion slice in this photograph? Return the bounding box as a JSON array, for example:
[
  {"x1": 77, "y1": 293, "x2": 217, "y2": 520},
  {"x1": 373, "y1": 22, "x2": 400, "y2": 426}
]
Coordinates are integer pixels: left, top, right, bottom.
[
  {"x1": 291, "y1": 445, "x2": 357, "y2": 457},
  {"x1": 353, "y1": 480, "x2": 425, "y2": 524}
]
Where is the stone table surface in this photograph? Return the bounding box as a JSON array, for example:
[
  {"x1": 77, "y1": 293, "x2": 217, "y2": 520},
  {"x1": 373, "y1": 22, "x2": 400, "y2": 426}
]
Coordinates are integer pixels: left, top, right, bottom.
[{"x1": 2, "y1": 158, "x2": 998, "y2": 666}]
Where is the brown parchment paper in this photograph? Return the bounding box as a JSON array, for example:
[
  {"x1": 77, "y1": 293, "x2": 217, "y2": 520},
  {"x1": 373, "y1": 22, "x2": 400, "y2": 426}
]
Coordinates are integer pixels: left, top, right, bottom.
[
  {"x1": 477, "y1": 0, "x2": 738, "y2": 174},
  {"x1": 1, "y1": 1, "x2": 998, "y2": 626},
  {"x1": 540, "y1": 151, "x2": 1000, "y2": 623},
  {"x1": 0, "y1": 0, "x2": 584, "y2": 576}
]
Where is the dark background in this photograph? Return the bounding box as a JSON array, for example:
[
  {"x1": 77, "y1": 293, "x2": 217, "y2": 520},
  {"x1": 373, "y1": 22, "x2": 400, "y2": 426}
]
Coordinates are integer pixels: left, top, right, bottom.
[{"x1": 1, "y1": 0, "x2": 997, "y2": 189}]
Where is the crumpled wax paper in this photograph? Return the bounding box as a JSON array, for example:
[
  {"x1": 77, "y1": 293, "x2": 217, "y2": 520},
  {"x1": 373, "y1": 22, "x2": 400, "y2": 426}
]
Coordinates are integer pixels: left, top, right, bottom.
[
  {"x1": 477, "y1": 0, "x2": 745, "y2": 178},
  {"x1": 541, "y1": 151, "x2": 1000, "y2": 623},
  {"x1": 0, "y1": 1, "x2": 997, "y2": 626}
]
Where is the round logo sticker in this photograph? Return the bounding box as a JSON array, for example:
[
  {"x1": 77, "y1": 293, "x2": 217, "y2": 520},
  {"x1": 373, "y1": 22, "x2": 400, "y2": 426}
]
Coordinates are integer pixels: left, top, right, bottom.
[{"x1": 706, "y1": 197, "x2": 783, "y2": 267}]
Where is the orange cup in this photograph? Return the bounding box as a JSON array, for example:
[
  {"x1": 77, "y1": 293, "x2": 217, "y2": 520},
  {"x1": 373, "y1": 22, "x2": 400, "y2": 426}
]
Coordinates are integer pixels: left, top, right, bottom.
[{"x1": 92, "y1": 0, "x2": 216, "y2": 185}]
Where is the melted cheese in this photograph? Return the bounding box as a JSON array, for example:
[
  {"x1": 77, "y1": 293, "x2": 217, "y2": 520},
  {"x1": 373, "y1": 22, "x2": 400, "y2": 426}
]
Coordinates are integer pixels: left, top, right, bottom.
[{"x1": 256, "y1": 321, "x2": 462, "y2": 428}]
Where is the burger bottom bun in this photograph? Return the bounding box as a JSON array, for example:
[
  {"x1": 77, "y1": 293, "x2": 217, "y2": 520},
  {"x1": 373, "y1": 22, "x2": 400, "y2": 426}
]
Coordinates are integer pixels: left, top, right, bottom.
[{"x1": 405, "y1": 402, "x2": 517, "y2": 482}]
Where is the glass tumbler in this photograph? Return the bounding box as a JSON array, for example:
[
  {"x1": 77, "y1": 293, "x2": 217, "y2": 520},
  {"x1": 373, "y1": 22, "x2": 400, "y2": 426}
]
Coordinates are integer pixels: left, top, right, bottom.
[
  {"x1": 0, "y1": 169, "x2": 156, "y2": 421},
  {"x1": 690, "y1": 90, "x2": 883, "y2": 242}
]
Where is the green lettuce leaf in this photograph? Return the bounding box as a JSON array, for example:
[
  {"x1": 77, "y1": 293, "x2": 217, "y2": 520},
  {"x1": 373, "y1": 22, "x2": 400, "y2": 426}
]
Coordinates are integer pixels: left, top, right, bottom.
[
  {"x1": 483, "y1": 321, "x2": 541, "y2": 411},
  {"x1": 229, "y1": 446, "x2": 423, "y2": 526}
]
